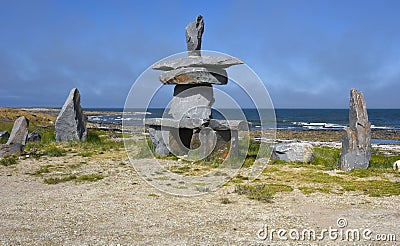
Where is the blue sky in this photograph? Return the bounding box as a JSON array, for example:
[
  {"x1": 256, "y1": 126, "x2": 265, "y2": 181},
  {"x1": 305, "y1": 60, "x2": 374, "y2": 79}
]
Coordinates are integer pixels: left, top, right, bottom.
[{"x1": 1, "y1": 0, "x2": 399, "y2": 108}]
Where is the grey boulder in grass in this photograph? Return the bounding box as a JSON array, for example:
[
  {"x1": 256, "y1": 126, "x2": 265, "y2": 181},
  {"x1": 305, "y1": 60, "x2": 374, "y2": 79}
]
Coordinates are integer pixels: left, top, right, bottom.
[
  {"x1": 27, "y1": 131, "x2": 41, "y2": 142},
  {"x1": 272, "y1": 142, "x2": 314, "y2": 163}
]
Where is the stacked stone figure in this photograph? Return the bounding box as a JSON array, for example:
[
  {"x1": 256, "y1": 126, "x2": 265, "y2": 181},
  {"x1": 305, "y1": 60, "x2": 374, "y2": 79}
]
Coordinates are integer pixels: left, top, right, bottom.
[
  {"x1": 146, "y1": 16, "x2": 248, "y2": 158},
  {"x1": 340, "y1": 89, "x2": 371, "y2": 171}
]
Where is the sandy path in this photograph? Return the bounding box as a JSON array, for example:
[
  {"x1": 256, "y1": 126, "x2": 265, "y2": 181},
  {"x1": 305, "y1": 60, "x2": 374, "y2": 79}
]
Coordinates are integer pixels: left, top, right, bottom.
[{"x1": 0, "y1": 159, "x2": 399, "y2": 245}]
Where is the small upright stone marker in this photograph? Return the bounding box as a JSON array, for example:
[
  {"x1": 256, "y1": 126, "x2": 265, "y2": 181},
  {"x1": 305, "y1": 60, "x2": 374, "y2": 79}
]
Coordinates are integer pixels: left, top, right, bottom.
[
  {"x1": 55, "y1": 88, "x2": 87, "y2": 142},
  {"x1": 340, "y1": 89, "x2": 371, "y2": 171}
]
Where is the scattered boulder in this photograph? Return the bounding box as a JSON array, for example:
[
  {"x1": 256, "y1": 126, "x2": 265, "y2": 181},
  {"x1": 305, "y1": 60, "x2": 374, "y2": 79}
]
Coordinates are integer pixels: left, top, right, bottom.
[
  {"x1": 393, "y1": 160, "x2": 400, "y2": 172},
  {"x1": 27, "y1": 131, "x2": 41, "y2": 142},
  {"x1": 0, "y1": 132, "x2": 9, "y2": 142},
  {"x1": 6, "y1": 116, "x2": 29, "y2": 146},
  {"x1": 340, "y1": 89, "x2": 371, "y2": 171},
  {"x1": 55, "y1": 88, "x2": 87, "y2": 142},
  {"x1": 271, "y1": 142, "x2": 314, "y2": 163},
  {"x1": 109, "y1": 134, "x2": 119, "y2": 139}
]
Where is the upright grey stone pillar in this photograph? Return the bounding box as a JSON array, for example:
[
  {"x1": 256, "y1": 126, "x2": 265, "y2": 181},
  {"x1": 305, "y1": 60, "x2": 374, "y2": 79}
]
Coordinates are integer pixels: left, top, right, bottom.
[
  {"x1": 55, "y1": 88, "x2": 87, "y2": 142},
  {"x1": 340, "y1": 89, "x2": 371, "y2": 171}
]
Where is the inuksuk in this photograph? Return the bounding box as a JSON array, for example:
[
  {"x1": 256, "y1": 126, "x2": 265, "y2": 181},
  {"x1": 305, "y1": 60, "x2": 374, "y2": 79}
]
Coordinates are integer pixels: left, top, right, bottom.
[{"x1": 145, "y1": 16, "x2": 249, "y2": 159}]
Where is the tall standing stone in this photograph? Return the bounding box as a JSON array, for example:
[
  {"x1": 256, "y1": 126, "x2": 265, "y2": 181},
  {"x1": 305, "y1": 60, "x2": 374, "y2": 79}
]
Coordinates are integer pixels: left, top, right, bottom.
[
  {"x1": 0, "y1": 116, "x2": 29, "y2": 157},
  {"x1": 55, "y1": 88, "x2": 87, "y2": 142},
  {"x1": 340, "y1": 89, "x2": 371, "y2": 171},
  {"x1": 6, "y1": 116, "x2": 29, "y2": 145},
  {"x1": 185, "y1": 15, "x2": 204, "y2": 57}
]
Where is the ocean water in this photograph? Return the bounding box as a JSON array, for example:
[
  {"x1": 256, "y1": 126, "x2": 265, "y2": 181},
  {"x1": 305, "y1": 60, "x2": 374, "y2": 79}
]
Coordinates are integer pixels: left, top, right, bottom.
[{"x1": 86, "y1": 108, "x2": 400, "y2": 131}]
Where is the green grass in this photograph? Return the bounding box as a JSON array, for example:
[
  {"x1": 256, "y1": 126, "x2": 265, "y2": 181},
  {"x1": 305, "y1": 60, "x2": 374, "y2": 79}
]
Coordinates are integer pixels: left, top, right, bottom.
[
  {"x1": 153, "y1": 176, "x2": 170, "y2": 181},
  {"x1": 168, "y1": 165, "x2": 191, "y2": 174},
  {"x1": 24, "y1": 128, "x2": 125, "y2": 159},
  {"x1": 230, "y1": 174, "x2": 250, "y2": 183},
  {"x1": 255, "y1": 146, "x2": 400, "y2": 198},
  {"x1": 240, "y1": 140, "x2": 271, "y2": 168},
  {"x1": 220, "y1": 197, "x2": 233, "y2": 204},
  {"x1": 43, "y1": 173, "x2": 104, "y2": 184},
  {"x1": 44, "y1": 144, "x2": 66, "y2": 157},
  {"x1": 44, "y1": 174, "x2": 77, "y2": 184},
  {"x1": 0, "y1": 122, "x2": 14, "y2": 134},
  {"x1": 40, "y1": 130, "x2": 56, "y2": 144},
  {"x1": 343, "y1": 167, "x2": 391, "y2": 178},
  {"x1": 370, "y1": 153, "x2": 400, "y2": 169},
  {"x1": 87, "y1": 130, "x2": 102, "y2": 143},
  {"x1": 17, "y1": 127, "x2": 400, "y2": 199},
  {"x1": 342, "y1": 180, "x2": 400, "y2": 197},
  {"x1": 76, "y1": 151, "x2": 94, "y2": 157},
  {"x1": 235, "y1": 183, "x2": 293, "y2": 203},
  {"x1": 309, "y1": 146, "x2": 341, "y2": 170},
  {"x1": 297, "y1": 170, "x2": 344, "y2": 183},
  {"x1": 75, "y1": 173, "x2": 104, "y2": 182},
  {"x1": 0, "y1": 155, "x2": 18, "y2": 166},
  {"x1": 298, "y1": 186, "x2": 334, "y2": 194},
  {"x1": 263, "y1": 168, "x2": 343, "y2": 184},
  {"x1": 127, "y1": 140, "x2": 153, "y2": 159},
  {"x1": 0, "y1": 136, "x2": 8, "y2": 144},
  {"x1": 32, "y1": 164, "x2": 53, "y2": 176}
]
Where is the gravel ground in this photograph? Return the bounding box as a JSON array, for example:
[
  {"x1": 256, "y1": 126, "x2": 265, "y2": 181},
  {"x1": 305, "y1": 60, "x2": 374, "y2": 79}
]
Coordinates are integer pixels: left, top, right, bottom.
[{"x1": 0, "y1": 156, "x2": 399, "y2": 245}]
